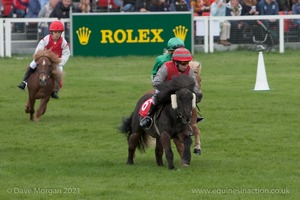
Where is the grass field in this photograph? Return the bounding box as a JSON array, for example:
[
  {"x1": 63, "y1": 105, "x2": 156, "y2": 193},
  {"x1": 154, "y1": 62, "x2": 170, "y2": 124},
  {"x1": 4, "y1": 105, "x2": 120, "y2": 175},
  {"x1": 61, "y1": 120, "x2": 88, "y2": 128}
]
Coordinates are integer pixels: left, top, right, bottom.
[{"x1": 1, "y1": 51, "x2": 299, "y2": 200}]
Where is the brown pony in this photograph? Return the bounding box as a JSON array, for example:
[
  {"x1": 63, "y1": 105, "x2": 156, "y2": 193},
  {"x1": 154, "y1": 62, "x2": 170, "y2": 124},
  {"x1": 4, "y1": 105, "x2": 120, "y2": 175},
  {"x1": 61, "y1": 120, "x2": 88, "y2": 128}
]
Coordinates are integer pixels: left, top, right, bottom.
[
  {"x1": 189, "y1": 60, "x2": 202, "y2": 155},
  {"x1": 25, "y1": 49, "x2": 61, "y2": 122}
]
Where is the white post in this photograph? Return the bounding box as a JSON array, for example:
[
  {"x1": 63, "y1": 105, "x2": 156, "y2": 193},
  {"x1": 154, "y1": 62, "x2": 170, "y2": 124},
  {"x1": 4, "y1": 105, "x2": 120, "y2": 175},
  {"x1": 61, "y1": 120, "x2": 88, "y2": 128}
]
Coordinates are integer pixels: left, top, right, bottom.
[
  {"x1": 5, "y1": 19, "x2": 12, "y2": 58},
  {"x1": 0, "y1": 19, "x2": 4, "y2": 57}
]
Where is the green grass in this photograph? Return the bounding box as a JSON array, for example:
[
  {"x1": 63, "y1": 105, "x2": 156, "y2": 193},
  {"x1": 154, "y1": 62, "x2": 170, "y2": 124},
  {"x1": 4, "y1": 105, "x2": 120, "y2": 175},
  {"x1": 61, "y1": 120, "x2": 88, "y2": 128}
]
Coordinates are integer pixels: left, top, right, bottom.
[{"x1": 0, "y1": 51, "x2": 299, "y2": 200}]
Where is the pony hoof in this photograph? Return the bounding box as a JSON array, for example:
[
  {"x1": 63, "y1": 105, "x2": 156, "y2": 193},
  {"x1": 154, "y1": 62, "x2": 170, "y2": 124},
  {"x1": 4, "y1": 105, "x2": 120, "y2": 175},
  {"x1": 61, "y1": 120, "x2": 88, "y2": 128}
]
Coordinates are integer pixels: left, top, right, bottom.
[
  {"x1": 126, "y1": 161, "x2": 134, "y2": 165},
  {"x1": 193, "y1": 148, "x2": 201, "y2": 155},
  {"x1": 181, "y1": 159, "x2": 190, "y2": 166}
]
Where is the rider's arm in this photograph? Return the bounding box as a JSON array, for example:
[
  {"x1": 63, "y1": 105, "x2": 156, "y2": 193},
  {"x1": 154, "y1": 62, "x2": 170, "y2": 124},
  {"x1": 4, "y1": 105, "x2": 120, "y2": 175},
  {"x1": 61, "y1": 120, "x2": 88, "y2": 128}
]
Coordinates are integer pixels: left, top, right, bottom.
[
  {"x1": 59, "y1": 39, "x2": 70, "y2": 67},
  {"x1": 34, "y1": 35, "x2": 49, "y2": 53},
  {"x1": 153, "y1": 64, "x2": 168, "y2": 89}
]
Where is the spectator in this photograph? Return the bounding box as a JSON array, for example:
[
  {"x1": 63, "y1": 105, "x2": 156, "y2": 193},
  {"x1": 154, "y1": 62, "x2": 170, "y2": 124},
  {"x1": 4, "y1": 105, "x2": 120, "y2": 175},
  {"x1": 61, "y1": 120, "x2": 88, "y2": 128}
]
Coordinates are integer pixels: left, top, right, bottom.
[
  {"x1": 97, "y1": 0, "x2": 120, "y2": 12},
  {"x1": 241, "y1": 0, "x2": 259, "y2": 16},
  {"x1": 25, "y1": 0, "x2": 41, "y2": 18},
  {"x1": 1, "y1": 0, "x2": 14, "y2": 17},
  {"x1": 169, "y1": 0, "x2": 190, "y2": 11},
  {"x1": 240, "y1": 0, "x2": 259, "y2": 42},
  {"x1": 292, "y1": 0, "x2": 300, "y2": 26},
  {"x1": 122, "y1": 0, "x2": 136, "y2": 11},
  {"x1": 12, "y1": 0, "x2": 29, "y2": 17},
  {"x1": 226, "y1": 0, "x2": 243, "y2": 43},
  {"x1": 135, "y1": 0, "x2": 152, "y2": 12},
  {"x1": 211, "y1": 0, "x2": 231, "y2": 46},
  {"x1": 50, "y1": 0, "x2": 73, "y2": 19},
  {"x1": 38, "y1": 0, "x2": 59, "y2": 37},
  {"x1": 12, "y1": 0, "x2": 29, "y2": 32},
  {"x1": 75, "y1": 0, "x2": 92, "y2": 13},
  {"x1": 39, "y1": 0, "x2": 49, "y2": 8},
  {"x1": 276, "y1": 0, "x2": 293, "y2": 12},
  {"x1": 258, "y1": 0, "x2": 279, "y2": 16},
  {"x1": 258, "y1": 0, "x2": 279, "y2": 27},
  {"x1": 258, "y1": 0, "x2": 279, "y2": 43},
  {"x1": 149, "y1": 0, "x2": 167, "y2": 11},
  {"x1": 190, "y1": 0, "x2": 211, "y2": 16}
]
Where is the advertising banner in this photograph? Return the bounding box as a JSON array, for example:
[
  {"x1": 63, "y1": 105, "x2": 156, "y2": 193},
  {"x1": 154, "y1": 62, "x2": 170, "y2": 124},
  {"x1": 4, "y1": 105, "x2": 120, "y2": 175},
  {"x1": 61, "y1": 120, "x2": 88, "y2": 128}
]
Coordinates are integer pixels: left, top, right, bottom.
[{"x1": 72, "y1": 12, "x2": 193, "y2": 57}]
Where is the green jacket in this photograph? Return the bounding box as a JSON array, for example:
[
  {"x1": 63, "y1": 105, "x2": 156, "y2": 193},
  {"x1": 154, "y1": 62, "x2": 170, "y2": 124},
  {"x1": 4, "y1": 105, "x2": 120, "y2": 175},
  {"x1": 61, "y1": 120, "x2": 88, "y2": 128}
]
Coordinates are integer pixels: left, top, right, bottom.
[{"x1": 151, "y1": 53, "x2": 172, "y2": 80}]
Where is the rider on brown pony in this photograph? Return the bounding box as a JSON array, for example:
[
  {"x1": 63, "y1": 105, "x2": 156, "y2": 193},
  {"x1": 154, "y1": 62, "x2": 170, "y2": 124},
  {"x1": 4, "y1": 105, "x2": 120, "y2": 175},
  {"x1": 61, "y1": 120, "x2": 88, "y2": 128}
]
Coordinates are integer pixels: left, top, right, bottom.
[{"x1": 17, "y1": 20, "x2": 70, "y2": 99}]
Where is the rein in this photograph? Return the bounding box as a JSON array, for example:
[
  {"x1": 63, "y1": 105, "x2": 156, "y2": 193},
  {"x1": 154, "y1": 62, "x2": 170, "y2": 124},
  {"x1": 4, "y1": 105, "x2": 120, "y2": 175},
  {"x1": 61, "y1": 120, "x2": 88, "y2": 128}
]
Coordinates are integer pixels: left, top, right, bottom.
[{"x1": 38, "y1": 71, "x2": 51, "y2": 78}]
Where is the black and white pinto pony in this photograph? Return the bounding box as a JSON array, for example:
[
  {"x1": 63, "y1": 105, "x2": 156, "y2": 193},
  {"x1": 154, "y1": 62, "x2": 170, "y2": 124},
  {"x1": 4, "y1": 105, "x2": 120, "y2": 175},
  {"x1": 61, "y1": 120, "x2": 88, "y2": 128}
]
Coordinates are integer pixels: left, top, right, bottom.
[{"x1": 120, "y1": 74, "x2": 197, "y2": 170}]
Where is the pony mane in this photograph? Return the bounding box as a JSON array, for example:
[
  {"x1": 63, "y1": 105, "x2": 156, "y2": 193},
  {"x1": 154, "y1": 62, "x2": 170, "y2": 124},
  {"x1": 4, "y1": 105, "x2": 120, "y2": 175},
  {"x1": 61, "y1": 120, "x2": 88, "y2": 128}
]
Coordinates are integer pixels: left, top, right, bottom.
[
  {"x1": 34, "y1": 49, "x2": 60, "y2": 65},
  {"x1": 155, "y1": 74, "x2": 195, "y2": 105},
  {"x1": 34, "y1": 49, "x2": 62, "y2": 83}
]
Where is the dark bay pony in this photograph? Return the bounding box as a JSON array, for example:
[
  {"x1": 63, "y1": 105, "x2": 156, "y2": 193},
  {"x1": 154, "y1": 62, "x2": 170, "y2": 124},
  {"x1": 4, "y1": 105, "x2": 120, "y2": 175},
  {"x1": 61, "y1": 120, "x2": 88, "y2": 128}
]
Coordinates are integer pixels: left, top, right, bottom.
[
  {"x1": 120, "y1": 74, "x2": 196, "y2": 170},
  {"x1": 25, "y1": 49, "x2": 61, "y2": 122}
]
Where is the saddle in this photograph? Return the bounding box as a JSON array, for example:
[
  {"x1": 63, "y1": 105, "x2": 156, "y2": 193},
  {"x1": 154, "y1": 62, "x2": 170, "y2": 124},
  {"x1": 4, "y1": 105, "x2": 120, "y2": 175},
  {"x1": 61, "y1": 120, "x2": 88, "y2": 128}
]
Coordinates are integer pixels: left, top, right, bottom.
[{"x1": 138, "y1": 98, "x2": 164, "y2": 136}]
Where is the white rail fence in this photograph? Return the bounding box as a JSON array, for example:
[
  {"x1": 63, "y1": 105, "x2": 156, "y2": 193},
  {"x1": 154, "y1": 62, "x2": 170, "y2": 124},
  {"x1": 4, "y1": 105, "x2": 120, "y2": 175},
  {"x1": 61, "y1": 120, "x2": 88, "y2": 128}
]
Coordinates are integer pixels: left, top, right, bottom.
[
  {"x1": 1, "y1": 15, "x2": 300, "y2": 57},
  {"x1": 195, "y1": 14, "x2": 300, "y2": 53}
]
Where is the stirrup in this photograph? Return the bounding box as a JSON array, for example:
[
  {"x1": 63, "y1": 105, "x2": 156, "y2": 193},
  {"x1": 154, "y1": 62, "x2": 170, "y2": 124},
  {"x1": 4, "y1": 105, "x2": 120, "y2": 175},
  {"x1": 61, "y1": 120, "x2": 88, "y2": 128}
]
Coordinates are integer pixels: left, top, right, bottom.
[{"x1": 140, "y1": 116, "x2": 153, "y2": 130}]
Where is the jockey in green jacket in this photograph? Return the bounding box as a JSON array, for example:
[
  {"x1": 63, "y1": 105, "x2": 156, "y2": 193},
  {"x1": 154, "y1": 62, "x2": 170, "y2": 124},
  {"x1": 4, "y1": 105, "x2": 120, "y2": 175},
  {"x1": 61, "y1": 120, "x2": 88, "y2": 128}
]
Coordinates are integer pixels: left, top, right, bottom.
[{"x1": 151, "y1": 37, "x2": 184, "y2": 80}]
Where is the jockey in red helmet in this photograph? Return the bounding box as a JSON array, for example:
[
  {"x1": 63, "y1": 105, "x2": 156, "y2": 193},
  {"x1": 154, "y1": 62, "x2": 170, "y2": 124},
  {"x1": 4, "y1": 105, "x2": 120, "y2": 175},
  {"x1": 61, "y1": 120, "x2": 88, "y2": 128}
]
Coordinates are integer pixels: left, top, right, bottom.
[
  {"x1": 17, "y1": 20, "x2": 70, "y2": 99},
  {"x1": 140, "y1": 47, "x2": 203, "y2": 129}
]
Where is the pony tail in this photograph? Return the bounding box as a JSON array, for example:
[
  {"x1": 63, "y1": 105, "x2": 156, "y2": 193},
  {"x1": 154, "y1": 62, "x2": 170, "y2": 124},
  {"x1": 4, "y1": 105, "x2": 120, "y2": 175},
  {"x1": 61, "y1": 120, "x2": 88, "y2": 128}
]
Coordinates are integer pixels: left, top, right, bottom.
[
  {"x1": 120, "y1": 114, "x2": 133, "y2": 135},
  {"x1": 136, "y1": 132, "x2": 149, "y2": 153}
]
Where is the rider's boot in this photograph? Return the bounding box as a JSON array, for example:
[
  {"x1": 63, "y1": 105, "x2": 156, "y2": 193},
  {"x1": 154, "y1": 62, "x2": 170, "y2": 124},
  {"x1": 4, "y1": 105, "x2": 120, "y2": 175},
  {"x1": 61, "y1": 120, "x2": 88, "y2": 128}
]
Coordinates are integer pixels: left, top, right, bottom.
[
  {"x1": 140, "y1": 103, "x2": 157, "y2": 129},
  {"x1": 51, "y1": 81, "x2": 61, "y2": 99},
  {"x1": 51, "y1": 90, "x2": 59, "y2": 99},
  {"x1": 17, "y1": 67, "x2": 35, "y2": 91}
]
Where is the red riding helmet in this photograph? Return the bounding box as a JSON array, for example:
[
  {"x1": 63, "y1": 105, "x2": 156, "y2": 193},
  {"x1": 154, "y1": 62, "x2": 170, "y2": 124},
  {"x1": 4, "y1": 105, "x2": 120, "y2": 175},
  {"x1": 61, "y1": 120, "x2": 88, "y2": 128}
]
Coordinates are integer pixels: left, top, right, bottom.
[
  {"x1": 49, "y1": 21, "x2": 65, "y2": 32},
  {"x1": 172, "y1": 47, "x2": 193, "y2": 62}
]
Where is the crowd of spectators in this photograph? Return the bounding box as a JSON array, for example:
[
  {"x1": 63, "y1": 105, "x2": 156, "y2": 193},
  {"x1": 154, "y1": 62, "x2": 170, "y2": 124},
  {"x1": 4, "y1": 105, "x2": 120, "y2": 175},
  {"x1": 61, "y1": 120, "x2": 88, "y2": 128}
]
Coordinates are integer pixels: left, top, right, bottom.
[
  {"x1": 0, "y1": 0, "x2": 299, "y2": 44},
  {"x1": 2, "y1": 0, "x2": 299, "y2": 17}
]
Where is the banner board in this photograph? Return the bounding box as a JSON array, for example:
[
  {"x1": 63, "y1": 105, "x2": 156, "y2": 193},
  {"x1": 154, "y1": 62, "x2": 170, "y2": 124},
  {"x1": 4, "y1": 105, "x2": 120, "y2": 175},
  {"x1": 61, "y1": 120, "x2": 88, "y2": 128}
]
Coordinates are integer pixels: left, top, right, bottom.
[{"x1": 72, "y1": 12, "x2": 193, "y2": 57}]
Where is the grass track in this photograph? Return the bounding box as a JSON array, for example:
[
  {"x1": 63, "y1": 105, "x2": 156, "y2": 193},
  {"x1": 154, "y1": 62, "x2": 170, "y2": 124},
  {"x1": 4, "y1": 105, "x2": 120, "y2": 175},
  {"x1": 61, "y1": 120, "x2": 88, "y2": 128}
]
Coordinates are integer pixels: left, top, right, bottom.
[{"x1": 0, "y1": 51, "x2": 299, "y2": 200}]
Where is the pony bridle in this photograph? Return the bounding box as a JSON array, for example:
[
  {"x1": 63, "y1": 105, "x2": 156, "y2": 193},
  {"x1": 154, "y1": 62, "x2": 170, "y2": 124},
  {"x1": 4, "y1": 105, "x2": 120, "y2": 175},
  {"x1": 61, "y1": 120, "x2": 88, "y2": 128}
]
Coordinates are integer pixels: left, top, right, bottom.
[
  {"x1": 37, "y1": 58, "x2": 52, "y2": 86},
  {"x1": 38, "y1": 59, "x2": 51, "y2": 78},
  {"x1": 171, "y1": 93, "x2": 196, "y2": 123}
]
